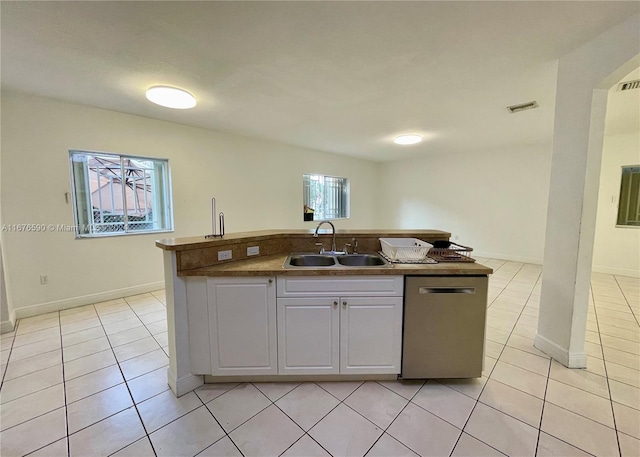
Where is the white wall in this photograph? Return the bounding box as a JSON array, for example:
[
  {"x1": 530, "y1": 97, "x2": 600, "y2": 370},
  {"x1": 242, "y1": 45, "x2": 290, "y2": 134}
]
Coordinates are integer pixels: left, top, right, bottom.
[
  {"x1": 1, "y1": 91, "x2": 380, "y2": 317},
  {"x1": 378, "y1": 144, "x2": 552, "y2": 263},
  {"x1": 593, "y1": 132, "x2": 640, "y2": 277}
]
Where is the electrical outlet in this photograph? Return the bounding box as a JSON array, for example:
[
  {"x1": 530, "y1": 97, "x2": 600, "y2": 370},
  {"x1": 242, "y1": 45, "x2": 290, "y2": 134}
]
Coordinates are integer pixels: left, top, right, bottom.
[
  {"x1": 218, "y1": 250, "x2": 232, "y2": 261},
  {"x1": 247, "y1": 246, "x2": 260, "y2": 256},
  {"x1": 40, "y1": 274, "x2": 49, "y2": 285}
]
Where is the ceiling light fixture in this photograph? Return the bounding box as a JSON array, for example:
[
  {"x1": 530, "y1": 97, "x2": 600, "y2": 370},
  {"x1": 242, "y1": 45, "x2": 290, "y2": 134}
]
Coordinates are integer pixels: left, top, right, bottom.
[
  {"x1": 145, "y1": 86, "x2": 196, "y2": 109},
  {"x1": 394, "y1": 134, "x2": 423, "y2": 145}
]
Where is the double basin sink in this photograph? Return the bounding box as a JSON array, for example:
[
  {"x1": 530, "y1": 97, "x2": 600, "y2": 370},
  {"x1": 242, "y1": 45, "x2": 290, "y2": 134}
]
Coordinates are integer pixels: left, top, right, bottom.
[{"x1": 283, "y1": 253, "x2": 392, "y2": 269}]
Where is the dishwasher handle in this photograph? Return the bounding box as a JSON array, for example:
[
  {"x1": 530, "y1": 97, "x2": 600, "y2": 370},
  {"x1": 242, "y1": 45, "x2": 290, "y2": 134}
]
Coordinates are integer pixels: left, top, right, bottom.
[{"x1": 418, "y1": 287, "x2": 476, "y2": 294}]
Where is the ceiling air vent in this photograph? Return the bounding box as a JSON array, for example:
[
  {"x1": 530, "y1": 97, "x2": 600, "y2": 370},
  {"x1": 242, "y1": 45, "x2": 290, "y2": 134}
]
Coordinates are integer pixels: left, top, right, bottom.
[
  {"x1": 617, "y1": 79, "x2": 640, "y2": 91},
  {"x1": 506, "y1": 101, "x2": 539, "y2": 113}
]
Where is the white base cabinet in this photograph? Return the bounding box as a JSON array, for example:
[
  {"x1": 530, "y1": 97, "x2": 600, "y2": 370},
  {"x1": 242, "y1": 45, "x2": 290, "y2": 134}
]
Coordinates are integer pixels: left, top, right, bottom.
[
  {"x1": 340, "y1": 296, "x2": 403, "y2": 374},
  {"x1": 207, "y1": 277, "x2": 277, "y2": 376},
  {"x1": 277, "y1": 276, "x2": 404, "y2": 376},
  {"x1": 185, "y1": 275, "x2": 403, "y2": 378},
  {"x1": 277, "y1": 298, "x2": 340, "y2": 374}
]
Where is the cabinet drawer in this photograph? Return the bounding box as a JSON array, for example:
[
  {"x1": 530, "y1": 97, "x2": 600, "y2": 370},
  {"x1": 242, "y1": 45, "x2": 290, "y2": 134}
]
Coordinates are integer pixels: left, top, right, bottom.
[{"x1": 277, "y1": 276, "x2": 403, "y2": 297}]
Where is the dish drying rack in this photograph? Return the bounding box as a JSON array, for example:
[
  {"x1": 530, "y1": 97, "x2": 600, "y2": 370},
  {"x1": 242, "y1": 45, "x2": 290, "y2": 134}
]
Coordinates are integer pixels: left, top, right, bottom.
[
  {"x1": 428, "y1": 242, "x2": 475, "y2": 262},
  {"x1": 378, "y1": 251, "x2": 438, "y2": 264}
]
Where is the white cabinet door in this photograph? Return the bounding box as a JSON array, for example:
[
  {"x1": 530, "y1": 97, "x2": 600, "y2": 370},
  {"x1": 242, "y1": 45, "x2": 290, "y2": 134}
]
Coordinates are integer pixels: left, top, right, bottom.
[
  {"x1": 277, "y1": 298, "x2": 340, "y2": 375},
  {"x1": 208, "y1": 277, "x2": 277, "y2": 375},
  {"x1": 340, "y1": 296, "x2": 403, "y2": 374}
]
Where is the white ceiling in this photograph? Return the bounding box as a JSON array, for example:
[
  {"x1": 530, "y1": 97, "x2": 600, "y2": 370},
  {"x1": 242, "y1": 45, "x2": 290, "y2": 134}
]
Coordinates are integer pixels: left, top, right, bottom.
[{"x1": 1, "y1": 1, "x2": 638, "y2": 162}]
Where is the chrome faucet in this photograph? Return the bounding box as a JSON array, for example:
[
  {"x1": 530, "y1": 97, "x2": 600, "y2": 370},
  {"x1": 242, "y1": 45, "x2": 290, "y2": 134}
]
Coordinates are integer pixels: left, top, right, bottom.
[{"x1": 313, "y1": 220, "x2": 337, "y2": 253}]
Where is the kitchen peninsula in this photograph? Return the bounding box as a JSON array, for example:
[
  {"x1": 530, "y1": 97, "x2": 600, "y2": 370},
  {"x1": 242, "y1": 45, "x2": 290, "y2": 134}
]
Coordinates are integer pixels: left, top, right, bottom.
[{"x1": 156, "y1": 229, "x2": 493, "y2": 397}]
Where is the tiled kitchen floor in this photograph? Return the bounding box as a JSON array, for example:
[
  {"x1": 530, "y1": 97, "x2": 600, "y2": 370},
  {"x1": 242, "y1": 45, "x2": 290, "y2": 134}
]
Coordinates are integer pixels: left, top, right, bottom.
[{"x1": 1, "y1": 258, "x2": 639, "y2": 457}]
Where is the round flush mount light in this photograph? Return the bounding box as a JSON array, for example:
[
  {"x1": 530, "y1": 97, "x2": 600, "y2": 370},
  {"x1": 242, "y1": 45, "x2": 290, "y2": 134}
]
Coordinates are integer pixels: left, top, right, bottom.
[
  {"x1": 393, "y1": 134, "x2": 423, "y2": 145},
  {"x1": 145, "y1": 86, "x2": 196, "y2": 109}
]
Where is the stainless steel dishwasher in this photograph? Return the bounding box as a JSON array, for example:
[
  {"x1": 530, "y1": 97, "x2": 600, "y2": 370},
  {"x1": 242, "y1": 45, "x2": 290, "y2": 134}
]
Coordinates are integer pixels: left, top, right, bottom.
[{"x1": 402, "y1": 275, "x2": 488, "y2": 379}]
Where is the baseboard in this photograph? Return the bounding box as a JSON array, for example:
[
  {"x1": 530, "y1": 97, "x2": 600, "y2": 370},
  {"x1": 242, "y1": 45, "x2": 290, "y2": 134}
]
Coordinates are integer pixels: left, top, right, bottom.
[
  {"x1": 167, "y1": 366, "x2": 203, "y2": 397},
  {"x1": 474, "y1": 255, "x2": 639, "y2": 279},
  {"x1": 12, "y1": 281, "x2": 165, "y2": 321},
  {"x1": 534, "y1": 333, "x2": 587, "y2": 368},
  {"x1": 592, "y1": 265, "x2": 640, "y2": 278},
  {"x1": 473, "y1": 251, "x2": 543, "y2": 265},
  {"x1": 203, "y1": 373, "x2": 398, "y2": 383},
  {"x1": 1, "y1": 319, "x2": 15, "y2": 334}
]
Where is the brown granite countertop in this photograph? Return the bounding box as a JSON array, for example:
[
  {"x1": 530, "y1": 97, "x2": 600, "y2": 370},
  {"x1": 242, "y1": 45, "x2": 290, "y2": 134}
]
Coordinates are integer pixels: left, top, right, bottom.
[{"x1": 178, "y1": 254, "x2": 493, "y2": 277}]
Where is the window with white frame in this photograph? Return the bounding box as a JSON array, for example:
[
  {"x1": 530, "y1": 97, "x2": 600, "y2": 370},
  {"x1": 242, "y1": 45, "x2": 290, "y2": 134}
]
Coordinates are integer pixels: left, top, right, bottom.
[
  {"x1": 303, "y1": 174, "x2": 349, "y2": 221},
  {"x1": 617, "y1": 165, "x2": 640, "y2": 227},
  {"x1": 69, "y1": 150, "x2": 173, "y2": 237}
]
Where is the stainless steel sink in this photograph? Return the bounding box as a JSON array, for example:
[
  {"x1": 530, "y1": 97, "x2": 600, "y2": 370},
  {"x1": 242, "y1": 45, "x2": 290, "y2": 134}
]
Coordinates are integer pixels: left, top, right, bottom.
[
  {"x1": 336, "y1": 254, "x2": 387, "y2": 267},
  {"x1": 286, "y1": 254, "x2": 337, "y2": 267},
  {"x1": 283, "y1": 253, "x2": 391, "y2": 269}
]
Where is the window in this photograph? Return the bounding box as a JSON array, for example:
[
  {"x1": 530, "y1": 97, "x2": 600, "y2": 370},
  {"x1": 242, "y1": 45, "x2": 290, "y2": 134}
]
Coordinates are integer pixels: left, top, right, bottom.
[
  {"x1": 303, "y1": 174, "x2": 349, "y2": 221},
  {"x1": 617, "y1": 165, "x2": 640, "y2": 227},
  {"x1": 69, "y1": 150, "x2": 173, "y2": 237}
]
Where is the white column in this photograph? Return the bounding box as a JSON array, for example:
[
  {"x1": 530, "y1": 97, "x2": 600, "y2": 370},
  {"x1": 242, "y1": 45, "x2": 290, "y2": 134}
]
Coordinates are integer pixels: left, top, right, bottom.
[
  {"x1": 164, "y1": 250, "x2": 204, "y2": 396},
  {"x1": 536, "y1": 14, "x2": 640, "y2": 367}
]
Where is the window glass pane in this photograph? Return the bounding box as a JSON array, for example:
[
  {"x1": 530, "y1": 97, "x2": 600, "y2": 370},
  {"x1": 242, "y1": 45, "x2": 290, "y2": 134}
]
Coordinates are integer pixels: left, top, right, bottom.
[
  {"x1": 69, "y1": 151, "x2": 173, "y2": 237},
  {"x1": 303, "y1": 174, "x2": 349, "y2": 221},
  {"x1": 617, "y1": 166, "x2": 640, "y2": 227},
  {"x1": 70, "y1": 154, "x2": 91, "y2": 230}
]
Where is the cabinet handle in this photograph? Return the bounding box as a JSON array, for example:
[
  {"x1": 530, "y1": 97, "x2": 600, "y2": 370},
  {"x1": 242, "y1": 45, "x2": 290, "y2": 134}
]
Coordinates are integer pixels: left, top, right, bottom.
[
  {"x1": 342, "y1": 301, "x2": 347, "y2": 307},
  {"x1": 418, "y1": 287, "x2": 475, "y2": 294},
  {"x1": 268, "y1": 279, "x2": 273, "y2": 284},
  {"x1": 333, "y1": 301, "x2": 338, "y2": 307}
]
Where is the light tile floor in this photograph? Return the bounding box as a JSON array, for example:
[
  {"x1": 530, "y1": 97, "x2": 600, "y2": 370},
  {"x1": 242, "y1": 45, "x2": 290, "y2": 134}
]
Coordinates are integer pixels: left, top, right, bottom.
[{"x1": 0, "y1": 259, "x2": 639, "y2": 457}]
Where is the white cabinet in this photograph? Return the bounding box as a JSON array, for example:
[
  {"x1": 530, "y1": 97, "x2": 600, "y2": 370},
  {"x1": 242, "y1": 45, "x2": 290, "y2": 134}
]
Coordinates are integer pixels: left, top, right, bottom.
[
  {"x1": 340, "y1": 296, "x2": 403, "y2": 374},
  {"x1": 207, "y1": 277, "x2": 277, "y2": 376},
  {"x1": 277, "y1": 277, "x2": 404, "y2": 375},
  {"x1": 277, "y1": 298, "x2": 340, "y2": 375},
  {"x1": 186, "y1": 275, "x2": 403, "y2": 378}
]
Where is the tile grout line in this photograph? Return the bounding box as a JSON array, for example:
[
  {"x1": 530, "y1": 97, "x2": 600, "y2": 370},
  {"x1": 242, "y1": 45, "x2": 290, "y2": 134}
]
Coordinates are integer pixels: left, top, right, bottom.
[
  {"x1": 11, "y1": 310, "x2": 68, "y2": 457},
  {"x1": 206, "y1": 383, "x2": 263, "y2": 451},
  {"x1": 361, "y1": 380, "x2": 429, "y2": 457},
  {"x1": 59, "y1": 310, "x2": 71, "y2": 457},
  {"x1": 533, "y1": 344, "x2": 553, "y2": 457},
  {"x1": 448, "y1": 261, "x2": 535, "y2": 457},
  {"x1": 598, "y1": 337, "x2": 640, "y2": 357},
  {"x1": 121, "y1": 298, "x2": 170, "y2": 357},
  {"x1": 592, "y1": 282, "x2": 623, "y2": 457},
  {"x1": 94, "y1": 304, "x2": 161, "y2": 457},
  {"x1": 257, "y1": 382, "x2": 331, "y2": 457},
  {"x1": 193, "y1": 383, "x2": 247, "y2": 457},
  {"x1": 609, "y1": 275, "x2": 639, "y2": 327},
  {"x1": 0, "y1": 324, "x2": 17, "y2": 390},
  {"x1": 268, "y1": 382, "x2": 337, "y2": 457}
]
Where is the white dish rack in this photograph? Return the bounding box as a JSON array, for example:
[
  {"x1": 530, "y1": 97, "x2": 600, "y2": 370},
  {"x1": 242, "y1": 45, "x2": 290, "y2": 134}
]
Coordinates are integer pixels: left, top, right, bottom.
[{"x1": 379, "y1": 238, "x2": 433, "y2": 261}]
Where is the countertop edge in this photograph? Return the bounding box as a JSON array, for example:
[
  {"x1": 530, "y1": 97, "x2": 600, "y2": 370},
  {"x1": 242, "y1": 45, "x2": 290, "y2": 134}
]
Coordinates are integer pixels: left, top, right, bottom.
[{"x1": 177, "y1": 254, "x2": 493, "y2": 277}]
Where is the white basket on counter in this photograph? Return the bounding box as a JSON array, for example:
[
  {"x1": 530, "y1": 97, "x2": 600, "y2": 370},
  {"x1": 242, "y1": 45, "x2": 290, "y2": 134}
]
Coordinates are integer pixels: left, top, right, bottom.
[{"x1": 379, "y1": 238, "x2": 433, "y2": 261}]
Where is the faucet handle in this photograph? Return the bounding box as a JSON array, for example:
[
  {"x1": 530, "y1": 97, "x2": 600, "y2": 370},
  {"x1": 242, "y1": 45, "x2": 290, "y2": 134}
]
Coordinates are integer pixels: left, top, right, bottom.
[
  {"x1": 314, "y1": 242, "x2": 325, "y2": 254},
  {"x1": 343, "y1": 243, "x2": 352, "y2": 255},
  {"x1": 352, "y1": 238, "x2": 358, "y2": 253}
]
